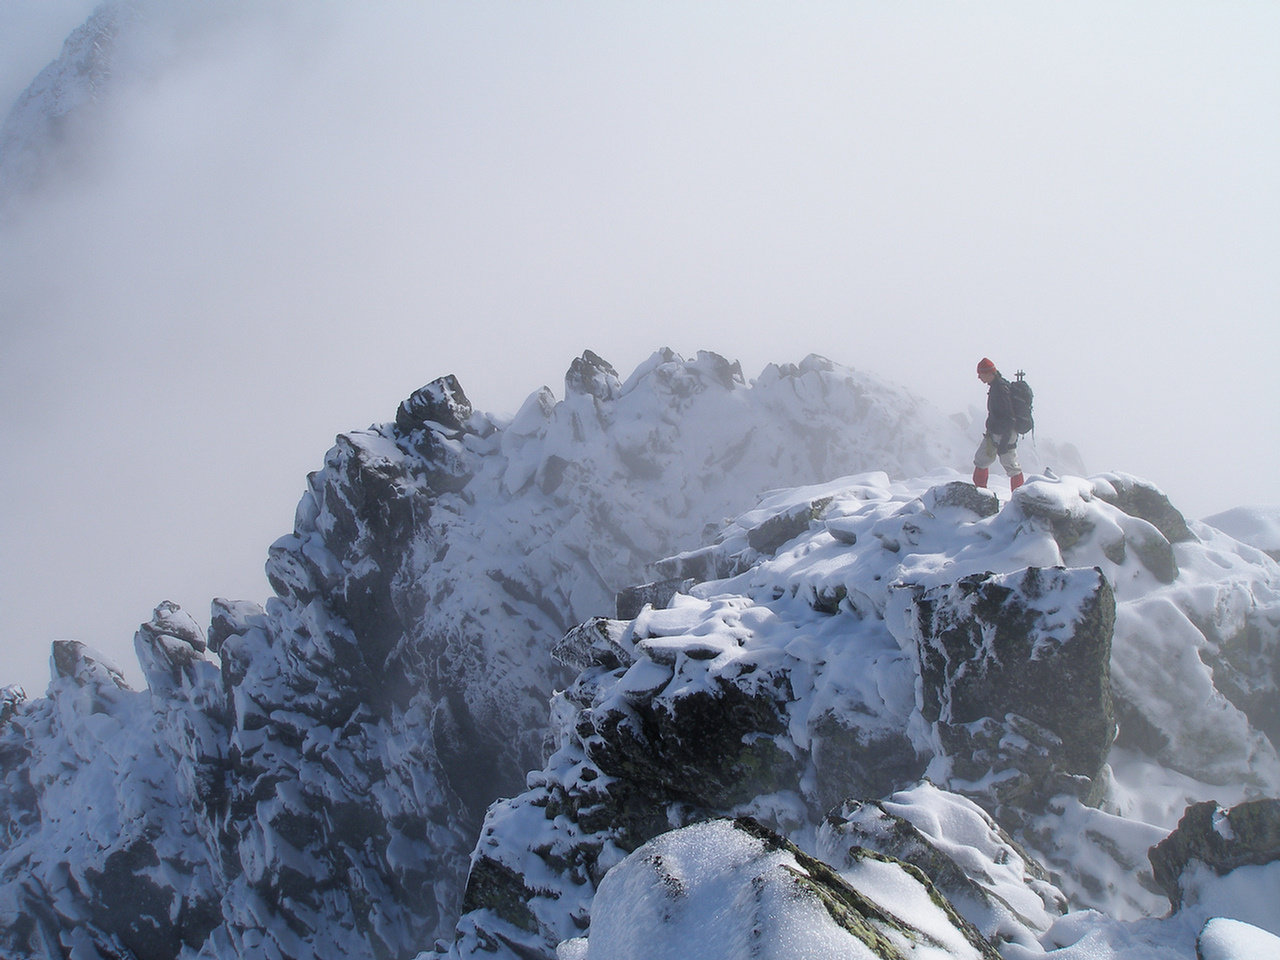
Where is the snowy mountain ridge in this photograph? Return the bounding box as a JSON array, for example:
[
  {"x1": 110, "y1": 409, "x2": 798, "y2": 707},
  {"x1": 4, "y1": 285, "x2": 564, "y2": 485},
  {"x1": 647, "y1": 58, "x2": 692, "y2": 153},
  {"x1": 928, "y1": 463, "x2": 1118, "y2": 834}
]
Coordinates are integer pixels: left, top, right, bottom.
[
  {"x1": 2, "y1": 4, "x2": 1278, "y2": 957},
  {"x1": 2, "y1": 347, "x2": 1277, "y2": 960},
  {"x1": 2, "y1": 349, "x2": 1092, "y2": 959}
]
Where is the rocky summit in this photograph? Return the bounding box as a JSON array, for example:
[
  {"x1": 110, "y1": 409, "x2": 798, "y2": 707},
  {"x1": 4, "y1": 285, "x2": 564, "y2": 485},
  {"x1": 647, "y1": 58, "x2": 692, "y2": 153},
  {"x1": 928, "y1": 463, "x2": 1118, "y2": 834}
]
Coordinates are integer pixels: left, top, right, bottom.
[
  {"x1": 451, "y1": 467, "x2": 1280, "y2": 958},
  {"x1": 1, "y1": 350, "x2": 1277, "y2": 960}
]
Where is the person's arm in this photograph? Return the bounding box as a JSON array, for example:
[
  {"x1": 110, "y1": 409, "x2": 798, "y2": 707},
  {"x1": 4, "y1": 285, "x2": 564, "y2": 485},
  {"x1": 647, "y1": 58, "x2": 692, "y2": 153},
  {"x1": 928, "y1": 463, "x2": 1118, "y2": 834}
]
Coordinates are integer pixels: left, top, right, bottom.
[{"x1": 986, "y1": 380, "x2": 1015, "y2": 439}]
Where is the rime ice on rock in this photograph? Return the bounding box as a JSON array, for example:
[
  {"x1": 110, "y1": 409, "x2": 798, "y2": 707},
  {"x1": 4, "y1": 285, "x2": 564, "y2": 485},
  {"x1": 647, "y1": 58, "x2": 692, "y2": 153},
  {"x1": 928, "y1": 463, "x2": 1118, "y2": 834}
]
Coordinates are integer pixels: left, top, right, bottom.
[
  {"x1": 901, "y1": 565, "x2": 1117, "y2": 821},
  {"x1": 818, "y1": 782, "x2": 1066, "y2": 949}
]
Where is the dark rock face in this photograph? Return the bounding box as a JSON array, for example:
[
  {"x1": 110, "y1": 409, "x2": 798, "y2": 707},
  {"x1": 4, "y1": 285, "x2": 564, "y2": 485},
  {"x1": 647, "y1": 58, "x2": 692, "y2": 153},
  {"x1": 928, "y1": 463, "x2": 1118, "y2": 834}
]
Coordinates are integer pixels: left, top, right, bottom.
[
  {"x1": 584, "y1": 669, "x2": 802, "y2": 812},
  {"x1": 1149, "y1": 799, "x2": 1280, "y2": 910},
  {"x1": 51, "y1": 639, "x2": 131, "y2": 693},
  {"x1": 395, "y1": 374, "x2": 473, "y2": 434},
  {"x1": 904, "y1": 567, "x2": 1117, "y2": 818},
  {"x1": 807, "y1": 716, "x2": 920, "y2": 816},
  {"x1": 926, "y1": 481, "x2": 1001, "y2": 519},
  {"x1": 552, "y1": 617, "x2": 636, "y2": 673},
  {"x1": 266, "y1": 428, "x2": 444, "y2": 699},
  {"x1": 564, "y1": 349, "x2": 621, "y2": 400},
  {"x1": 614, "y1": 577, "x2": 694, "y2": 621},
  {"x1": 746, "y1": 497, "x2": 834, "y2": 554},
  {"x1": 82, "y1": 839, "x2": 221, "y2": 960}
]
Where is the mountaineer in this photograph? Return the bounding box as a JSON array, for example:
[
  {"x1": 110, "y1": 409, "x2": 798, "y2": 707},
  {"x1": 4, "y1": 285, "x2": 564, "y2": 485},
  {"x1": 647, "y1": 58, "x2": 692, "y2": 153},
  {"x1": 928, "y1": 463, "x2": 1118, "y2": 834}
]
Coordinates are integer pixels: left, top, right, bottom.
[{"x1": 972, "y1": 357, "x2": 1025, "y2": 492}]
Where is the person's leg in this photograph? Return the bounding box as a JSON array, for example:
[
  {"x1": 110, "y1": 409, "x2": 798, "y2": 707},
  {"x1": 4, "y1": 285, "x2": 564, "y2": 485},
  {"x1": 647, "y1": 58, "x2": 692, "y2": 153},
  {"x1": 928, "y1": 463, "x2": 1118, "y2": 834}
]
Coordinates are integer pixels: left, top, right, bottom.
[
  {"x1": 973, "y1": 436, "x2": 997, "y2": 487},
  {"x1": 1000, "y1": 445, "x2": 1024, "y2": 490}
]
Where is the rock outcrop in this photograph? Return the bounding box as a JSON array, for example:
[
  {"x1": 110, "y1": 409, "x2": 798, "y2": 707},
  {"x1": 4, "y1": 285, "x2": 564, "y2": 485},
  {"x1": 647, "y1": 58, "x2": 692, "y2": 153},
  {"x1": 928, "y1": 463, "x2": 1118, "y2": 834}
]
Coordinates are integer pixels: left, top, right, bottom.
[
  {"x1": 817, "y1": 782, "x2": 1066, "y2": 948},
  {"x1": 900, "y1": 566, "x2": 1116, "y2": 821},
  {"x1": 0, "y1": 622, "x2": 224, "y2": 960},
  {"x1": 1149, "y1": 799, "x2": 1280, "y2": 911}
]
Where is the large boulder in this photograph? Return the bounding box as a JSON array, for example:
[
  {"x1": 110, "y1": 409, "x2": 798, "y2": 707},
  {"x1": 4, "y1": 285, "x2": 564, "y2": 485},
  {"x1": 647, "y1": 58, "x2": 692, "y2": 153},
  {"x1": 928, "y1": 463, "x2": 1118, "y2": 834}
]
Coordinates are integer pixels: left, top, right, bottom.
[
  {"x1": 452, "y1": 581, "x2": 925, "y2": 958},
  {"x1": 1091, "y1": 472, "x2": 1196, "y2": 546},
  {"x1": 559, "y1": 817, "x2": 1001, "y2": 960},
  {"x1": 817, "y1": 781, "x2": 1066, "y2": 949},
  {"x1": 899, "y1": 566, "x2": 1117, "y2": 821}
]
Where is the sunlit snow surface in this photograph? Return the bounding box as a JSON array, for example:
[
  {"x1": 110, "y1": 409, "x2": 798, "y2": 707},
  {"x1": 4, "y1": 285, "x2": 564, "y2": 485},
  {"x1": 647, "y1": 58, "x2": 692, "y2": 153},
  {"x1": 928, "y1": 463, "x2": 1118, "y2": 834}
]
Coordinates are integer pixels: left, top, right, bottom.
[
  {"x1": 469, "y1": 470, "x2": 1280, "y2": 960},
  {"x1": 560, "y1": 819, "x2": 987, "y2": 960},
  {"x1": 1196, "y1": 918, "x2": 1280, "y2": 960},
  {"x1": 688, "y1": 470, "x2": 1280, "y2": 819}
]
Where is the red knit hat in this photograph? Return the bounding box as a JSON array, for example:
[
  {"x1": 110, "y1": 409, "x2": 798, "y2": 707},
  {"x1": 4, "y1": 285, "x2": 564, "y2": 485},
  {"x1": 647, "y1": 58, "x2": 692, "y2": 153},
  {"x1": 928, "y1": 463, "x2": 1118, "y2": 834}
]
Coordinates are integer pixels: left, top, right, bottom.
[{"x1": 976, "y1": 358, "x2": 996, "y2": 376}]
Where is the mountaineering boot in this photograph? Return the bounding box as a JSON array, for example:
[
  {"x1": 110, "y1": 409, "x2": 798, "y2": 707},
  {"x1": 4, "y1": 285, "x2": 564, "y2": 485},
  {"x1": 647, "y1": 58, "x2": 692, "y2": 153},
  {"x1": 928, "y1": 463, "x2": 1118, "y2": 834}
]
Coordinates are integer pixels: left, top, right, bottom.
[
  {"x1": 1010, "y1": 473, "x2": 1025, "y2": 491},
  {"x1": 973, "y1": 467, "x2": 989, "y2": 488}
]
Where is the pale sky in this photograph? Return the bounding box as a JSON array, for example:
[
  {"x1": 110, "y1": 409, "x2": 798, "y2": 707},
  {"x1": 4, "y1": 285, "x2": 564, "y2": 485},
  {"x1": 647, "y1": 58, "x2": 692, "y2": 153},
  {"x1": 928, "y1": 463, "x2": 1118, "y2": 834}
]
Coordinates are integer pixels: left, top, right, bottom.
[{"x1": 1, "y1": 1, "x2": 1277, "y2": 697}]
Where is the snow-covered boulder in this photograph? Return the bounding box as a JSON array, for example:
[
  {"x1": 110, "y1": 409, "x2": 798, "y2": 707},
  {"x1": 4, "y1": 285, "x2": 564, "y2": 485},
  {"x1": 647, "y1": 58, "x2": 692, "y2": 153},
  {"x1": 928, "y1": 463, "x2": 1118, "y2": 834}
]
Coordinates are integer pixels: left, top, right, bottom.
[
  {"x1": 1149, "y1": 799, "x2": 1280, "y2": 917},
  {"x1": 1197, "y1": 918, "x2": 1280, "y2": 960},
  {"x1": 558, "y1": 817, "x2": 1000, "y2": 960},
  {"x1": 817, "y1": 782, "x2": 1066, "y2": 949}
]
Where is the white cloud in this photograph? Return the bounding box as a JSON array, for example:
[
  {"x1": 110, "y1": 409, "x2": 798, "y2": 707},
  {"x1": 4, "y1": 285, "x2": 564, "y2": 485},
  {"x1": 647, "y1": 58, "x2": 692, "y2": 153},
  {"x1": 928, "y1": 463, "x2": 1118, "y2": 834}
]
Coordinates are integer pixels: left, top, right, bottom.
[{"x1": 0, "y1": 0, "x2": 1277, "y2": 696}]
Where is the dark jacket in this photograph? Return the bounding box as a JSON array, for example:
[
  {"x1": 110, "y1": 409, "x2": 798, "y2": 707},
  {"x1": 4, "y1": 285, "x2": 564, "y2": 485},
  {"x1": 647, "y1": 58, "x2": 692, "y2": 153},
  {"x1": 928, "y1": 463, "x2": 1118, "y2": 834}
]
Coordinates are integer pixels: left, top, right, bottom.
[{"x1": 985, "y1": 375, "x2": 1015, "y2": 438}]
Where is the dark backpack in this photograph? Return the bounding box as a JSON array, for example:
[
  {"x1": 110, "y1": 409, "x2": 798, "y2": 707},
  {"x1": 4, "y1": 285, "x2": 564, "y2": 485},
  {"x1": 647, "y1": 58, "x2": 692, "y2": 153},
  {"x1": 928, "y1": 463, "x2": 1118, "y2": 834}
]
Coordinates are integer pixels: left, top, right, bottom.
[{"x1": 1009, "y1": 371, "x2": 1034, "y2": 436}]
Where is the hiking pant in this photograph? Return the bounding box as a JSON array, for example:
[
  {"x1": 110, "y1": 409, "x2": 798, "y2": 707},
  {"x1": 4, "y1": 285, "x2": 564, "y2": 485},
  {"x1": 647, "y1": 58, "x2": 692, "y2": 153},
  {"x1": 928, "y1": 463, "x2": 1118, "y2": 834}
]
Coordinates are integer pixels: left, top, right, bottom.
[{"x1": 974, "y1": 433, "x2": 1021, "y2": 476}]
